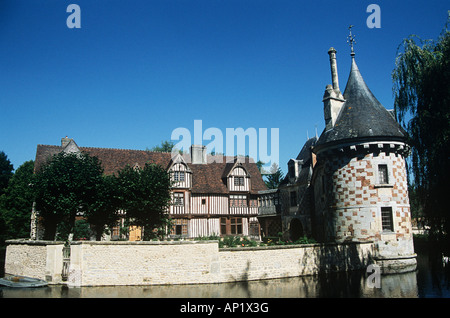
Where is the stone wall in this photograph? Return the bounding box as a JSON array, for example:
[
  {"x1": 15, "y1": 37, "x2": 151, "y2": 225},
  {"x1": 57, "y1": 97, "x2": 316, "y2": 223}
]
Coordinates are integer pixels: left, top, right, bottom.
[
  {"x1": 5, "y1": 239, "x2": 375, "y2": 287},
  {"x1": 4, "y1": 240, "x2": 64, "y2": 282}
]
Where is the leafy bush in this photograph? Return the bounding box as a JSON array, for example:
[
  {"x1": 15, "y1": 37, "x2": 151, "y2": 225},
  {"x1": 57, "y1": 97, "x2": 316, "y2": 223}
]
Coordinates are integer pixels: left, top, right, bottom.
[
  {"x1": 222, "y1": 236, "x2": 241, "y2": 248},
  {"x1": 73, "y1": 219, "x2": 92, "y2": 241}
]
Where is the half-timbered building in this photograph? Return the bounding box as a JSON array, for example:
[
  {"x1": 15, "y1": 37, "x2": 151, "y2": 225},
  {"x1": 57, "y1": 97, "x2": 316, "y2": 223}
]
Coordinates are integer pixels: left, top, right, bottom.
[{"x1": 32, "y1": 140, "x2": 266, "y2": 240}]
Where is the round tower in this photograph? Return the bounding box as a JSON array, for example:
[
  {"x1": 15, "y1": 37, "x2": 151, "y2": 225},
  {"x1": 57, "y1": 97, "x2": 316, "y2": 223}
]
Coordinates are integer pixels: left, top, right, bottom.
[{"x1": 312, "y1": 47, "x2": 416, "y2": 273}]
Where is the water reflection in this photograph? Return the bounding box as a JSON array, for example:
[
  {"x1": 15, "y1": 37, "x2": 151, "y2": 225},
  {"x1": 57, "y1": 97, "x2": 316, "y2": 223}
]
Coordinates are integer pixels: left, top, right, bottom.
[
  {"x1": 0, "y1": 267, "x2": 420, "y2": 298},
  {"x1": 1, "y1": 251, "x2": 449, "y2": 298}
]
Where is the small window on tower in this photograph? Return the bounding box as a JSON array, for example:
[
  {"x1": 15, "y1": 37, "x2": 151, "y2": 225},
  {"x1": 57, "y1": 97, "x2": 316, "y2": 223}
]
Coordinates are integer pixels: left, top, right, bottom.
[
  {"x1": 381, "y1": 207, "x2": 394, "y2": 232},
  {"x1": 378, "y1": 164, "x2": 389, "y2": 184}
]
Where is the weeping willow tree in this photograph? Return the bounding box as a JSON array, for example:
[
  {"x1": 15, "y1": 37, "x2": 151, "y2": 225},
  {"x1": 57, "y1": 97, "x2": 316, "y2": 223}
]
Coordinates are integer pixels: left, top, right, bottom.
[{"x1": 392, "y1": 14, "x2": 450, "y2": 248}]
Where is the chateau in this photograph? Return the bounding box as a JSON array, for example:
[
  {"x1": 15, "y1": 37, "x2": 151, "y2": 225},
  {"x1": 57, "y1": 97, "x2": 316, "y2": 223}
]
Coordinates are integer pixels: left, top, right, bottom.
[{"x1": 26, "y1": 42, "x2": 417, "y2": 276}]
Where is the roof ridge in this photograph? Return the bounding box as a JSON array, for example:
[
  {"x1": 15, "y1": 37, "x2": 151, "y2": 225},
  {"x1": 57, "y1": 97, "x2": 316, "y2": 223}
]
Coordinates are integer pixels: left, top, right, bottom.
[
  {"x1": 37, "y1": 144, "x2": 61, "y2": 148},
  {"x1": 80, "y1": 146, "x2": 174, "y2": 155}
]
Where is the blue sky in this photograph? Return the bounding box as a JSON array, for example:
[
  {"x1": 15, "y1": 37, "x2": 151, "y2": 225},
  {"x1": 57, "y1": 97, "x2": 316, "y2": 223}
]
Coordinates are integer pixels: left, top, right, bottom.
[{"x1": 1, "y1": 0, "x2": 448, "y2": 173}]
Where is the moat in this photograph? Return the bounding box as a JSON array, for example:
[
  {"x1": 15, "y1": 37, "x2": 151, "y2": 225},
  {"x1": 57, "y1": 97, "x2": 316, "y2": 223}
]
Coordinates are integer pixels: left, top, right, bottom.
[{"x1": 1, "y1": 244, "x2": 449, "y2": 298}]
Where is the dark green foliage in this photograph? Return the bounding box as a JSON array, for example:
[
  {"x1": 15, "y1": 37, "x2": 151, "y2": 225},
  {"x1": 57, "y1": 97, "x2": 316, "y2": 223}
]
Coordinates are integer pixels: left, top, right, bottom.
[
  {"x1": 73, "y1": 219, "x2": 93, "y2": 240},
  {"x1": 116, "y1": 162, "x2": 172, "y2": 240},
  {"x1": 0, "y1": 161, "x2": 35, "y2": 241},
  {"x1": 0, "y1": 151, "x2": 14, "y2": 196},
  {"x1": 31, "y1": 151, "x2": 173, "y2": 242},
  {"x1": 147, "y1": 140, "x2": 175, "y2": 152},
  {"x1": 221, "y1": 236, "x2": 242, "y2": 248},
  {"x1": 85, "y1": 174, "x2": 122, "y2": 240},
  {"x1": 392, "y1": 16, "x2": 450, "y2": 246},
  {"x1": 33, "y1": 152, "x2": 104, "y2": 240},
  {"x1": 265, "y1": 166, "x2": 284, "y2": 189}
]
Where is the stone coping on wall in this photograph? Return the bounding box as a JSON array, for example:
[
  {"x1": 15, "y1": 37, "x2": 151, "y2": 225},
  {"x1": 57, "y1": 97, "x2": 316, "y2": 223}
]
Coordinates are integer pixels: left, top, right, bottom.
[
  {"x1": 6, "y1": 239, "x2": 66, "y2": 246},
  {"x1": 6, "y1": 238, "x2": 220, "y2": 246},
  {"x1": 6, "y1": 238, "x2": 374, "y2": 251},
  {"x1": 219, "y1": 240, "x2": 374, "y2": 252}
]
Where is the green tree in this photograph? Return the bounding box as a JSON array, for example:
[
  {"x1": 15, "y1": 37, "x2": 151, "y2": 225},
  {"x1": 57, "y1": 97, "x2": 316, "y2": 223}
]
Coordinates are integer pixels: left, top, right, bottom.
[
  {"x1": 0, "y1": 161, "x2": 35, "y2": 241},
  {"x1": 116, "y1": 162, "x2": 172, "y2": 240},
  {"x1": 265, "y1": 163, "x2": 284, "y2": 189},
  {"x1": 33, "y1": 152, "x2": 104, "y2": 240},
  {"x1": 392, "y1": 15, "x2": 450, "y2": 246},
  {"x1": 73, "y1": 219, "x2": 93, "y2": 241},
  {"x1": 147, "y1": 140, "x2": 175, "y2": 152},
  {"x1": 256, "y1": 160, "x2": 265, "y2": 173},
  {"x1": 84, "y1": 174, "x2": 122, "y2": 240},
  {"x1": 0, "y1": 151, "x2": 14, "y2": 196}
]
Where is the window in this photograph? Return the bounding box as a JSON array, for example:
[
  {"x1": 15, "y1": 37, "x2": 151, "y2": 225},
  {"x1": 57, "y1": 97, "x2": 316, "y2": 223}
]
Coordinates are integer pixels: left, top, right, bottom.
[
  {"x1": 201, "y1": 198, "x2": 206, "y2": 205},
  {"x1": 249, "y1": 221, "x2": 260, "y2": 237},
  {"x1": 230, "y1": 195, "x2": 247, "y2": 207},
  {"x1": 289, "y1": 164, "x2": 295, "y2": 177},
  {"x1": 171, "y1": 219, "x2": 188, "y2": 236},
  {"x1": 230, "y1": 217, "x2": 243, "y2": 235},
  {"x1": 220, "y1": 217, "x2": 243, "y2": 235},
  {"x1": 381, "y1": 207, "x2": 394, "y2": 232},
  {"x1": 273, "y1": 193, "x2": 280, "y2": 206},
  {"x1": 378, "y1": 164, "x2": 389, "y2": 184},
  {"x1": 173, "y1": 171, "x2": 185, "y2": 182},
  {"x1": 234, "y1": 176, "x2": 245, "y2": 186},
  {"x1": 290, "y1": 191, "x2": 297, "y2": 207},
  {"x1": 173, "y1": 192, "x2": 184, "y2": 206}
]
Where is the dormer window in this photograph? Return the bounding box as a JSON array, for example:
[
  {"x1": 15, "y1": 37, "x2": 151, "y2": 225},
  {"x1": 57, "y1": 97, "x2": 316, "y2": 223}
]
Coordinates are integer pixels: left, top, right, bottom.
[
  {"x1": 174, "y1": 171, "x2": 185, "y2": 182},
  {"x1": 234, "y1": 176, "x2": 245, "y2": 187},
  {"x1": 169, "y1": 156, "x2": 192, "y2": 188},
  {"x1": 228, "y1": 164, "x2": 250, "y2": 192},
  {"x1": 289, "y1": 165, "x2": 295, "y2": 177},
  {"x1": 287, "y1": 159, "x2": 302, "y2": 179}
]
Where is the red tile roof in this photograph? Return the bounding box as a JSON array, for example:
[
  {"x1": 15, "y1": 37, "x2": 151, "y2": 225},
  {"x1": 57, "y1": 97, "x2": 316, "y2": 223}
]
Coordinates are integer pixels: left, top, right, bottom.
[{"x1": 34, "y1": 144, "x2": 267, "y2": 195}]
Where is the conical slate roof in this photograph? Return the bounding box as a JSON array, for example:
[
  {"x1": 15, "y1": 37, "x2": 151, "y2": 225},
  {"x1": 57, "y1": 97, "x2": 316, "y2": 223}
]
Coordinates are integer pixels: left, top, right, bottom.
[{"x1": 315, "y1": 55, "x2": 407, "y2": 150}]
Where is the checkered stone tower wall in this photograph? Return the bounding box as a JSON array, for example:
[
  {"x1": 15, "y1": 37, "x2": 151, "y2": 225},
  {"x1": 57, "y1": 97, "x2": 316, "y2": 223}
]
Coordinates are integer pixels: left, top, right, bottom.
[{"x1": 313, "y1": 142, "x2": 416, "y2": 272}]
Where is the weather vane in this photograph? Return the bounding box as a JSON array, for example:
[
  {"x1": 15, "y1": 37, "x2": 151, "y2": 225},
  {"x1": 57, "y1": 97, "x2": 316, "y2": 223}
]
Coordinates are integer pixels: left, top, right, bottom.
[{"x1": 347, "y1": 25, "x2": 356, "y2": 55}]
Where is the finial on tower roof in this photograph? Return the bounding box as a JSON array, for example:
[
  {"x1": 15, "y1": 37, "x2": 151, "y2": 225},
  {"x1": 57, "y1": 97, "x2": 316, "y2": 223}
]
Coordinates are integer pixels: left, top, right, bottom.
[{"x1": 347, "y1": 25, "x2": 356, "y2": 56}]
